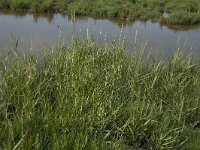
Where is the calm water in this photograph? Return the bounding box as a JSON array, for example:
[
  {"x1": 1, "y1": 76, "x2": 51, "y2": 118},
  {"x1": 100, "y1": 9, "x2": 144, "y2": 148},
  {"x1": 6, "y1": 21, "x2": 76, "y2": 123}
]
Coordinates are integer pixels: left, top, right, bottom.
[{"x1": 1, "y1": 11, "x2": 200, "y2": 57}]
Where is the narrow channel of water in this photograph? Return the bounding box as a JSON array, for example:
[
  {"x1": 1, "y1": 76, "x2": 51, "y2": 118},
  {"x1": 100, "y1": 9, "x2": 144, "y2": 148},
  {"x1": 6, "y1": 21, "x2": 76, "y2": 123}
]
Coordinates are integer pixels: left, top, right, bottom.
[{"x1": 0, "y1": 11, "x2": 200, "y2": 57}]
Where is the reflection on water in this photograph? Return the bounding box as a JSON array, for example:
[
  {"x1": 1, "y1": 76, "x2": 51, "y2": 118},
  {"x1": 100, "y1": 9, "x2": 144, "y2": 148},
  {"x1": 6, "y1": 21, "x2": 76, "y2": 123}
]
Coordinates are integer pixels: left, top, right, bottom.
[
  {"x1": 0, "y1": 10, "x2": 200, "y2": 57},
  {"x1": 0, "y1": 10, "x2": 55, "y2": 23}
]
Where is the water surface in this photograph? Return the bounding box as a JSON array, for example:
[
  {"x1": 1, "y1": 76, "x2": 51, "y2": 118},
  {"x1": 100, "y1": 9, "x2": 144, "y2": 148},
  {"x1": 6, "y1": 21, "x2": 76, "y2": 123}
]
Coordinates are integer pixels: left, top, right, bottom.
[{"x1": 0, "y1": 11, "x2": 200, "y2": 57}]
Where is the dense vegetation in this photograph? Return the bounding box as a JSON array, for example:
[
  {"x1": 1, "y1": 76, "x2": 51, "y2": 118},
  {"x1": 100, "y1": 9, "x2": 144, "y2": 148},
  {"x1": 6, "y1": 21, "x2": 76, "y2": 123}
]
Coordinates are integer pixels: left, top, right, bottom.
[
  {"x1": 0, "y1": 40, "x2": 200, "y2": 149},
  {"x1": 0, "y1": 0, "x2": 200, "y2": 25}
]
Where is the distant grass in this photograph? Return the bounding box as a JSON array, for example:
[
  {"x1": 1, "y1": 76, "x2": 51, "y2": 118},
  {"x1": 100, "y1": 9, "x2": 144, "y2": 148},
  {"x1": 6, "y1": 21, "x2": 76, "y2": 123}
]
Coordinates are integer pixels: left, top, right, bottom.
[
  {"x1": 0, "y1": 39, "x2": 200, "y2": 149},
  {"x1": 0, "y1": 0, "x2": 200, "y2": 25}
]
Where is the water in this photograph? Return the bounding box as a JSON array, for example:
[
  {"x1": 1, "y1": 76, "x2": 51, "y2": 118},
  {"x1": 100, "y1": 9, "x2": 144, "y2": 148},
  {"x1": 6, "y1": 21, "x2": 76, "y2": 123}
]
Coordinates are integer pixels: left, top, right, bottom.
[{"x1": 1, "y1": 11, "x2": 200, "y2": 57}]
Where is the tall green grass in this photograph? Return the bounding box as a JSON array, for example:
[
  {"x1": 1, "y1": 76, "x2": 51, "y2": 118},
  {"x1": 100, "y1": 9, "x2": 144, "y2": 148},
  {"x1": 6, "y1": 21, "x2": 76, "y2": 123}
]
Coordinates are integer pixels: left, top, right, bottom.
[{"x1": 0, "y1": 40, "x2": 200, "y2": 149}]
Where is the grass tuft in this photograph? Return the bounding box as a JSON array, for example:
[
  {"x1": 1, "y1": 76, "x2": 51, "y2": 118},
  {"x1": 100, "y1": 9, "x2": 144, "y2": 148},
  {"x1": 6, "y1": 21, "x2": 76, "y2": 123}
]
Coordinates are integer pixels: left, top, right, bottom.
[{"x1": 0, "y1": 40, "x2": 200, "y2": 149}]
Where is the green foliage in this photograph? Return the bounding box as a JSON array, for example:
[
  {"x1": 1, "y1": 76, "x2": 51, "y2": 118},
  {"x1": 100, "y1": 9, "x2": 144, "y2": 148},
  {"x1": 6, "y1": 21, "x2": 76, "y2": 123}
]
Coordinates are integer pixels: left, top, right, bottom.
[
  {"x1": 0, "y1": 40, "x2": 200, "y2": 149},
  {"x1": 162, "y1": 10, "x2": 200, "y2": 25},
  {"x1": 0, "y1": 0, "x2": 10, "y2": 9},
  {"x1": 54, "y1": 0, "x2": 69, "y2": 11},
  {"x1": 31, "y1": 0, "x2": 54, "y2": 13},
  {"x1": 67, "y1": 0, "x2": 92, "y2": 15},
  {"x1": 9, "y1": 0, "x2": 30, "y2": 10},
  {"x1": 0, "y1": 0, "x2": 200, "y2": 24}
]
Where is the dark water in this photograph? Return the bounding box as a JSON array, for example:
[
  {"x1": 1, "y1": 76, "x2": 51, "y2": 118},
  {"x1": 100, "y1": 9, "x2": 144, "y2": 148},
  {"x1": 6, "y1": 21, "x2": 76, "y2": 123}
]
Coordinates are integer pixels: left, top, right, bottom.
[{"x1": 1, "y1": 11, "x2": 200, "y2": 57}]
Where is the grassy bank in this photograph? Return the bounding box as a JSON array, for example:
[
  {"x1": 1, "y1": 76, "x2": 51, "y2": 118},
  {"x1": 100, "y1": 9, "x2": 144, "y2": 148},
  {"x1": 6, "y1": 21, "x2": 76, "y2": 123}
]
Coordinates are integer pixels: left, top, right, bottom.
[
  {"x1": 0, "y1": 40, "x2": 200, "y2": 149},
  {"x1": 0, "y1": 0, "x2": 200, "y2": 25}
]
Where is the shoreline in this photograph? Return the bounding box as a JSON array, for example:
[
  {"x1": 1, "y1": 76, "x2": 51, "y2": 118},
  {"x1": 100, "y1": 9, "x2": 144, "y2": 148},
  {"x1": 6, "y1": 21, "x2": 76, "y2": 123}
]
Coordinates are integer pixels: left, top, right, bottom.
[{"x1": 0, "y1": 0, "x2": 200, "y2": 25}]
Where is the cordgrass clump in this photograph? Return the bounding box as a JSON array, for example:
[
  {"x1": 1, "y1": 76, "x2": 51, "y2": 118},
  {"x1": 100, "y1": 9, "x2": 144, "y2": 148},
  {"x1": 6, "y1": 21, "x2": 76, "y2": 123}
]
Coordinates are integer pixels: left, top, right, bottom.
[{"x1": 0, "y1": 40, "x2": 200, "y2": 149}]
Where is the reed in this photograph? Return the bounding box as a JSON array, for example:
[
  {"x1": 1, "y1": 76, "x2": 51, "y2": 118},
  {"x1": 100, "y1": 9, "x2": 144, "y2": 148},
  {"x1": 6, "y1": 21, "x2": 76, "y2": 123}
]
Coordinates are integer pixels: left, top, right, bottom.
[{"x1": 0, "y1": 39, "x2": 200, "y2": 149}]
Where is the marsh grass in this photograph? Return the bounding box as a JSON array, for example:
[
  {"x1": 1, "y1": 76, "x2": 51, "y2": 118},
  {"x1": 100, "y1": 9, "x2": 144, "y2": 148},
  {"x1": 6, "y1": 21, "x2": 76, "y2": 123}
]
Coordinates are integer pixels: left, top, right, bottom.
[
  {"x1": 1, "y1": 0, "x2": 200, "y2": 25},
  {"x1": 0, "y1": 39, "x2": 200, "y2": 149}
]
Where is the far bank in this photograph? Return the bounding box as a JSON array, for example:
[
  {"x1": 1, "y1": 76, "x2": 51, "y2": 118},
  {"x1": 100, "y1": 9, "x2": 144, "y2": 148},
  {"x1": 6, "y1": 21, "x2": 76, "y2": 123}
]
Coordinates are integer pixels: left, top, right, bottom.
[{"x1": 0, "y1": 0, "x2": 200, "y2": 25}]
